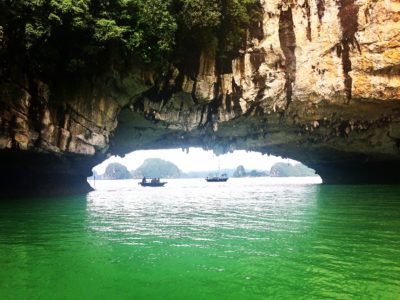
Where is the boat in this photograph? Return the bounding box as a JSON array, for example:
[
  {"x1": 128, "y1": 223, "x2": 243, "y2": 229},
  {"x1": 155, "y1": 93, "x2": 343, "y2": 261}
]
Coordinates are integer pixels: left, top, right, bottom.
[
  {"x1": 206, "y1": 173, "x2": 228, "y2": 182},
  {"x1": 139, "y1": 181, "x2": 167, "y2": 187},
  {"x1": 138, "y1": 178, "x2": 167, "y2": 187},
  {"x1": 206, "y1": 156, "x2": 229, "y2": 182},
  {"x1": 206, "y1": 156, "x2": 228, "y2": 182}
]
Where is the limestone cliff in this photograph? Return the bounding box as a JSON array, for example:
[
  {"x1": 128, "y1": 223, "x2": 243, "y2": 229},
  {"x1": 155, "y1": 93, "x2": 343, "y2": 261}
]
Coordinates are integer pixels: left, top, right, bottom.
[
  {"x1": 112, "y1": 0, "x2": 400, "y2": 183},
  {"x1": 0, "y1": 0, "x2": 399, "y2": 195}
]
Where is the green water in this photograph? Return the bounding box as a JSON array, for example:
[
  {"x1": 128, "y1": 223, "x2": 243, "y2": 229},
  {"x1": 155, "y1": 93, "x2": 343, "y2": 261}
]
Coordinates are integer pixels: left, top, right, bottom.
[{"x1": 1, "y1": 178, "x2": 399, "y2": 299}]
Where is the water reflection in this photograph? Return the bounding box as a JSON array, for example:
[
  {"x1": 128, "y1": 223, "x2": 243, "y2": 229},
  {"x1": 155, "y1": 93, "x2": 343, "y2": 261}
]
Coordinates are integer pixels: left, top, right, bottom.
[
  {"x1": 85, "y1": 179, "x2": 400, "y2": 298},
  {"x1": 0, "y1": 195, "x2": 88, "y2": 246},
  {"x1": 1, "y1": 178, "x2": 400, "y2": 299},
  {"x1": 308, "y1": 185, "x2": 400, "y2": 298},
  {"x1": 86, "y1": 178, "x2": 321, "y2": 246}
]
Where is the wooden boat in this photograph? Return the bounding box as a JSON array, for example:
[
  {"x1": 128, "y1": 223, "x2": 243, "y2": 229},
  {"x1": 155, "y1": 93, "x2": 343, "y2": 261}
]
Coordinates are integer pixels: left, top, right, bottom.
[
  {"x1": 206, "y1": 174, "x2": 228, "y2": 182},
  {"x1": 139, "y1": 181, "x2": 167, "y2": 187},
  {"x1": 138, "y1": 178, "x2": 167, "y2": 187}
]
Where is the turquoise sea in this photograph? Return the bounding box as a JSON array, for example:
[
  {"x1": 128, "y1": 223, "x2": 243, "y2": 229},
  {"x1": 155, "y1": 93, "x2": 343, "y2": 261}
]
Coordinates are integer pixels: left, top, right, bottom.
[{"x1": 1, "y1": 177, "x2": 399, "y2": 299}]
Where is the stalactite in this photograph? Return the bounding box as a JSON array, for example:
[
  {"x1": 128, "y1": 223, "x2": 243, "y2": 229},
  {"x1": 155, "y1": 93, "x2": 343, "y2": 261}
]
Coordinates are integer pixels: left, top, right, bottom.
[
  {"x1": 316, "y1": 0, "x2": 325, "y2": 21},
  {"x1": 303, "y1": 0, "x2": 312, "y2": 41},
  {"x1": 337, "y1": 0, "x2": 359, "y2": 103},
  {"x1": 278, "y1": 7, "x2": 297, "y2": 109}
]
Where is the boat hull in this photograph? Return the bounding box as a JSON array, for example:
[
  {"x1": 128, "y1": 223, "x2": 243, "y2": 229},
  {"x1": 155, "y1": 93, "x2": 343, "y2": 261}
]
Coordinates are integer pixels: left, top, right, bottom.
[
  {"x1": 205, "y1": 178, "x2": 228, "y2": 182},
  {"x1": 138, "y1": 182, "x2": 167, "y2": 187}
]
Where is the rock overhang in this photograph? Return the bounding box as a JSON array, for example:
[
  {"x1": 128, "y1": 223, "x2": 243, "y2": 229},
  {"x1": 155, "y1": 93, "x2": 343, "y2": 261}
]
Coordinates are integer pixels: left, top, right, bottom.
[{"x1": 0, "y1": 0, "x2": 400, "y2": 195}]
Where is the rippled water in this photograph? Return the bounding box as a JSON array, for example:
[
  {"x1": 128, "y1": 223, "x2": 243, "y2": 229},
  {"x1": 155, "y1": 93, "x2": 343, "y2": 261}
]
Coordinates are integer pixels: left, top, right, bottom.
[{"x1": 1, "y1": 177, "x2": 400, "y2": 299}]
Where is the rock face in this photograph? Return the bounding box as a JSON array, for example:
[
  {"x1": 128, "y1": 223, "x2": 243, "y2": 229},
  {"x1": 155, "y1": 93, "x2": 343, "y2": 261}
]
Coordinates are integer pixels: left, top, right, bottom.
[
  {"x1": 0, "y1": 73, "x2": 151, "y2": 195},
  {"x1": 103, "y1": 163, "x2": 132, "y2": 180},
  {"x1": 0, "y1": 0, "x2": 399, "y2": 195}
]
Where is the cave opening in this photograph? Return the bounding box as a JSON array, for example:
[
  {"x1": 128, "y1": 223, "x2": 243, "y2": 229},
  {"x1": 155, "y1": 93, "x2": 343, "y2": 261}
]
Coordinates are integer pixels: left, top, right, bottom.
[{"x1": 88, "y1": 148, "x2": 321, "y2": 184}]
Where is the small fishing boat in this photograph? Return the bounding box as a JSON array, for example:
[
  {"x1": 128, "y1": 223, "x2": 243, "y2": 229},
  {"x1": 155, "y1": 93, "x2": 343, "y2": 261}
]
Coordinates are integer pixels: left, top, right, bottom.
[
  {"x1": 138, "y1": 178, "x2": 167, "y2": 187},
  {"x1": 206, "y1": 174, "x2": 228, "y2": 182},
  {"x1": 139, "y1": 181, "x2": 167, "y2": 187}
]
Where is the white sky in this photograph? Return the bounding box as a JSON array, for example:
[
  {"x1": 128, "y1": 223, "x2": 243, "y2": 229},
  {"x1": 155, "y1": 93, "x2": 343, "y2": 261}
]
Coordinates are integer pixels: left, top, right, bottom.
[{"x1": 93, "y1": 148, "x2": 298, "y2": 174}]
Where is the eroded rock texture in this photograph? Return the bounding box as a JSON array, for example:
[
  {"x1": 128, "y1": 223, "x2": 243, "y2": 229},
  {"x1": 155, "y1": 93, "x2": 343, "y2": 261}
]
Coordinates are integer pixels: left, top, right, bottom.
[{"x1": 1, "y1": 0, "x2": 400, "y2": 194}]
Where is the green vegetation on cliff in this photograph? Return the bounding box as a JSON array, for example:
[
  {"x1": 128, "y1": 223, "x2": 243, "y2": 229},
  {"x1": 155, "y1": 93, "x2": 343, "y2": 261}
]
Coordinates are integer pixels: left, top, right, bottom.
[
  {"x1": 270, "y1": 163, "x2": 316, "y2": 177},
  {"x1": 0, "y1": 0, "x2": 262, "y2": 81},
  {"x1": 0, "y1": 0, "x2": 176, "y2": 79},
  {"x1": 103, "y1": 162, "x2": 132, "y2": 179},
  {"x1": 132, "y1": 158, "x2": 181, "y2": 178}
]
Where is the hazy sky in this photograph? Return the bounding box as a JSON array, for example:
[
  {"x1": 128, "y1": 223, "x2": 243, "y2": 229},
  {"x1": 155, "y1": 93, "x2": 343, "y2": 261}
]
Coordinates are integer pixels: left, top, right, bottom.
[{"x1": 93, "y1": 148, "x2": 298, "y2": 174}]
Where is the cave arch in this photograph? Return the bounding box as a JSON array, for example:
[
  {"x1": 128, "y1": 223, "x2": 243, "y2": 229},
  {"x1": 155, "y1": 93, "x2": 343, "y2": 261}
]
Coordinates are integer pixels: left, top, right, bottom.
[
  {"x1": 1, "y1": 76, "x2": 400, "y2": 197},
  {"x1": 1, "y1": 0, "x2": 400, "y2": 196}
]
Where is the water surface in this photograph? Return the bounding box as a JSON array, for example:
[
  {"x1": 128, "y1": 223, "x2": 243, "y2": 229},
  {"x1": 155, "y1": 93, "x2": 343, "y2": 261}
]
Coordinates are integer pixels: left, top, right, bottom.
[{"x1": 1, "y1": 178, "x2": 399, "y2": 299}]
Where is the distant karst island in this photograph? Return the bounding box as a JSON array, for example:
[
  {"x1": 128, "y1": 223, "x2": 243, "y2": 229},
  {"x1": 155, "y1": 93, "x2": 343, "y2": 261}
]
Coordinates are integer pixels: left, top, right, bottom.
[
  {"x1": 132, "y1": 158, "x2": 181, "y2": 179},
  {"x1": 269, "y1": 163, "x2": 316, "y2": 177},
  {"x1": 91, "y1": 158, "x2": 182, "y2": 180},
  {"x1": 90, "y1": 159, "x2": 317, "y2": 180}
]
